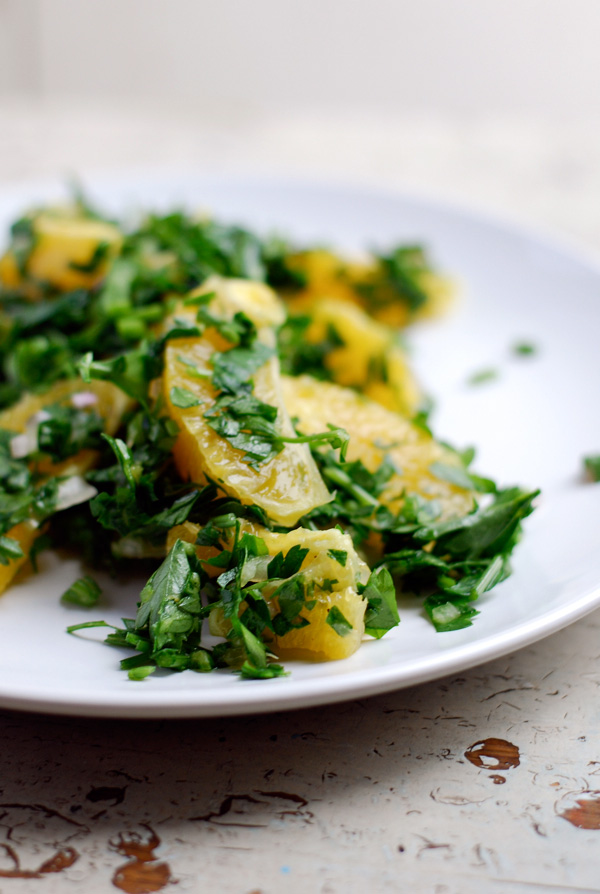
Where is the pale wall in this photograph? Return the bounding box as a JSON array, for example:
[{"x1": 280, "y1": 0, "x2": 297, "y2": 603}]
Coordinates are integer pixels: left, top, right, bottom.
[{"x1": 2, "y1": 0, "x2": 600, "y2": 119}]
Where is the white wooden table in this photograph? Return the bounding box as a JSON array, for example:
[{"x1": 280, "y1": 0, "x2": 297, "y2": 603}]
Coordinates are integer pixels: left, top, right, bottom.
[{"x1": 0, "y1": 102, "x2": 599, "y2": 894}]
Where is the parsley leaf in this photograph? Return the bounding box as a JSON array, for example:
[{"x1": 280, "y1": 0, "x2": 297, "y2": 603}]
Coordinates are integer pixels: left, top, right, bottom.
[
  {"x1": 584, "y1": 454, "x2": 600, "y2": 482},
  {"x1": 467, "y1": 368, "x2": 499, "y2": 386},
  {"x1": 135, "y1": 539, "x2": 205, "y2": 650},
  {"x1": 0, "y1": 535, "x2": 25, "y2": 565},
  {"x1": 61, "y1": 575, "x2": 102, "y2": 607},
  {"x1": 170, "y1": 386, "x2": 202, "y2": 409},
  {"x1": 36, "y1": 403, "x2": 104, "y2": 461},
  {"x1": 326, "y1": 605, "x2": 353, "y2": 637},
  {"x1": 424, "y1": 594, "x2": 479, "y2": 632},
  {"x1": 328, "y1": 549, "x2": 347, "y2": 566},
  {"x1": 362, "y1": 568, "x2": 400, "y2": 639}
]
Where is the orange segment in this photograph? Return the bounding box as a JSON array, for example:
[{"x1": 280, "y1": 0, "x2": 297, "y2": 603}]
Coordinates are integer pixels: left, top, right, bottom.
[
  {"x1": 259, "y1": 526, "x2": 369, "y2": 661},
  {"x1": 163, "y1": 279, "x2": 331, "y2": 527},
  {"x1": 281, "y1": 374, "x2": 474, "y2": 521},
  {"x1": 0, "y1": 378, "x2": 129, "y2": 440},
  {"x1": 301, "y1": 298, "x2": 422, "y2": 416},
  {"x1": 0, "y1": 378, "x2": 130, "y2": 595},
  {"x1": 0, "y1": 210, "x2": 122, "y2": 294},
  {"x1": 184, "y1": 520, "x2": 370, "y2": 662},
  {"x1": 283, "y1": 248, "x2": 453, "y2": 327},
  {"x1": 284, "y1": 249, "x2": 371, "y2": 315}
]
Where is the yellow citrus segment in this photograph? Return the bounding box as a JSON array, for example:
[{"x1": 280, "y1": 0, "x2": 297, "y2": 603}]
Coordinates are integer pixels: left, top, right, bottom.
[
  {"x1": 301, "y1": 298, "x2": 422, "y2": 416},
  {"x1": 163, "y1": 276, "x2": 286, "y2": 333},
  {"x1": 163, "y1": 279, "x2": 331, "y2": 527},
  {"x1": 259, "y1": 527, "x2": 369, "y2": 662},
  {"x1": 284, "y1": 250, "x2": 371, "y2": 314},
  {"x1": 166, "y1": 521, "x2": 221, "y2": 568},
  {"x1": 0, "y1": 378, "x2": 130, "y2": 594},
  {"x1": 258, "y1": 525, "x2": 370, "y2": 590},
  {"x1": 179, "y1": 520, "x2": 370, "y2": 662},
  {"x1": 283, "y1": 248, "x2": 453, "y2": 327},
  {"x1": 0, "y1": 209, "x2": 122, "y2": 294},
  {"x1": 0, "y1": 378, "x2": 129, "y2": 439},
  {"x1": 271, "y1": 584, "x2": 366, "y2": 662},
  {"x1": 281, "y1": 375, "x2": 474, "y2": 521}
]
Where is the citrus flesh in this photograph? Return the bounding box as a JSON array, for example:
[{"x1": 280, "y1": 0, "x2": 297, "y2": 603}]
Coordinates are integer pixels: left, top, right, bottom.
[
  {"x1": 0, "y1": 378, "x2": 129, "y2": 594},
  {"x1": 282, "y1": 249, "x2": 453, "y2": 327},
  {"x1": 281, "y1": 374, "x2": 474, "y2": 521},
  {"x1": 300, "y1": 297, "x2": 422, "y2": 417},
  {"x1": 0, "y1": 210, "x2": 122, "y2": 294},
  {"x1": 163, "y1": 278, "x2": 331, "y2": 527}
]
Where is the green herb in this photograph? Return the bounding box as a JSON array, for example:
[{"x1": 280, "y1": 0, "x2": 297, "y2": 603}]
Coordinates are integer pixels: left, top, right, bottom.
[
  {"x1": 512, "y1": 341, "x2": 537, "y2": 357},
  {"x1": 176, "y1": 355, "x2": 211, "y2": 380},
  {"x1": 583, "y1": 454, "x2": 600, "y2": 482},
  {"x1": 198, "y1": 304, "x2": 349, "y2": 467},
  {"x1": 271, "y1": 577, "x2": 310, "y2": 636},
  {"x1": 78, "y1": 349, "x2": 155, "y2": 408},
  {"x1": 61, "y1": 575, "x2": 102, "y2": 607},
  {"x1": 326, "y1": 605, "x2": 353, "y2": 637},
  {"x1": 424, "y1": 594, "x2": 478, "y2": 632},
  {"x1": 278, "y1": 316, "x2": 344, "y2": 380},
  {"x1": 466, "y1": 368, "x2": 499, "y2": 386},
  {"x1": 413, "y1": 487, "x2": 539, "y2": 558},
  {"x1": 429, "y1": 461, "x2": 495, "y2": 494},
  {"x1": 362, "y1": 568, "x2": 400, "y2": 639},
  {"x1": 360, "y1": 246, "x2": 432, "y2": 313},
  {"x1": 128, "y1": 665, "x2": 156, "y2": 681},
  {"x1": 305, "y1": 436, "x2": 537, "y2": 631},
  {"x1": 0, "y1": 534, "x2": 25, "y2": 565},
  {"x1": 10, "y1": 335, "x2": 76, "y2": 392},
  {"x1": 36, "y1": 403, "x2": 104, "y2": 461},
  {"x1": 0, "y1": 429, "x2": 62, "y2": 539},
  {"x1": 240, "y1": 661, "x2": 287, "y2": 680},
  {"x1": 328, "y1": 549, "x2": 347, "y2": 566},
  {"x1": 87, "y1": 412, "x2": 200, "y2": 544},
  {"x1": 9, "y1": 216, "x2": 37, "y2": 275},
  {"x1": 135, "y1": 540, "x2": 205, "y2": 650},
  {"x1": 267, "y1": 545, "x2": 309, "y2": 579},
  {"x1": 66, "y1": 619, "x2": 116, "y2": 634},
  {"x1": 170, "y1": 386, "x2": 202, "y2": 409},
  {"x1": 69, "y1": 241, "x2": 111, "y2": 273}
]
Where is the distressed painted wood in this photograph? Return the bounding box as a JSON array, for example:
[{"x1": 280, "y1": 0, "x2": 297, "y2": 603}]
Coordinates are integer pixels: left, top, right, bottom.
[{"x1": 0, "y1": 608, "x2": 599, "y2": 892}]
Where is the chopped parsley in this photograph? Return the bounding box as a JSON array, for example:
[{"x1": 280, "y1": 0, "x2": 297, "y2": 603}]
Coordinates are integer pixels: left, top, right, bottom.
[
  {"x1": 170, "y1": 386, "x2": 202, "y2": 409},
  {"x1": 583, "y1": 454, "x2": 600, "y2": 482},
  {"x1": 278, "y1": 316, "x2": 344, "y2": 380},
  {"x1": 61, "y1": 575, "x2": 102, "y2": 607},
  {"x1": 466, "y1": 368, "x2": 499, "y2": 387},
  {"x1": 197, "y1": 301, "x2": 349, "y2": 468},
  {"x1": 511, "y1": 341, "x2": 537, "y2": 357},
  {"x1": 326, "y1": 605, "x2": 353, "y2": 637},
  {"x1": 304, "y1": 441, "x2": 538, "y2": 632},
  {"x1": 328, "y1": 549, "x2": 348, "y2": 566}
]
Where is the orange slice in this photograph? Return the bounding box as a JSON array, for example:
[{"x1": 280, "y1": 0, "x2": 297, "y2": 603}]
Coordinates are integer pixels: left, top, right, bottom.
[{"x1": 163, "y1": 278, "x2": 331, "y2": 527}]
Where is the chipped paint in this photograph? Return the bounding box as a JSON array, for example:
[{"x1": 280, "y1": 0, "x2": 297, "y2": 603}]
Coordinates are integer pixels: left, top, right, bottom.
[{"x1": 464, "y1": 738, "x2": 521, "y2": 771}]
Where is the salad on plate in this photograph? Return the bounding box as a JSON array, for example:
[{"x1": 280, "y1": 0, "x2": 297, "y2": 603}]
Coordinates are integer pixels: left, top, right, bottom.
[{"x1": 0, "y1": 197, "x2": 538, "y2": 682}]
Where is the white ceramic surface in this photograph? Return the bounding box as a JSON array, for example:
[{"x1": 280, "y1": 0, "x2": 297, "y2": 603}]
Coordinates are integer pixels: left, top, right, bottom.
[{"x1": 1, "y1": 172, "x2": 599, "y2": 718}]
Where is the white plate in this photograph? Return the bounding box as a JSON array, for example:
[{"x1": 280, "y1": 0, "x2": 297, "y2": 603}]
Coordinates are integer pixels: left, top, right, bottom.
[{"x1": 1, "y1": 172, "x2": 599, "y2": 718}]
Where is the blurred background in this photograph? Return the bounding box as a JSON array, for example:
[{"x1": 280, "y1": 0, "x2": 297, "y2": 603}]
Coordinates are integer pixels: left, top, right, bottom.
[
  {"x1": 1, "y1": 0, "x2": 600, "y2": 241},
  {"x1": 3, "y1": 0, "x2": 600, "y2": 119}
]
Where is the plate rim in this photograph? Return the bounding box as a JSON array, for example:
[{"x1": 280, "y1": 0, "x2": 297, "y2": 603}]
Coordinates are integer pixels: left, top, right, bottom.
[{"x1": 0, "y1": 582, "x2": 599, "y2": 718}]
